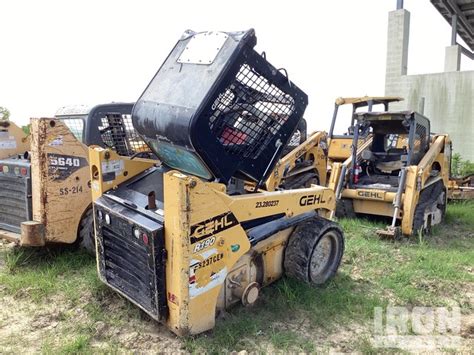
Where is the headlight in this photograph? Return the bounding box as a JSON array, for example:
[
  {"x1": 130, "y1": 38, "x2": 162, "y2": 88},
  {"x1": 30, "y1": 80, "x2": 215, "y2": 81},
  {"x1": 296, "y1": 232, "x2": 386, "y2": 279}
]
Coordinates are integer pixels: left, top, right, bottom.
[
  {"x1": 105, "y1": 214, "x2": 111, "y2": 225},
  {"x1": 97, "y1": 210, "x2": 103, "y2": 221}
]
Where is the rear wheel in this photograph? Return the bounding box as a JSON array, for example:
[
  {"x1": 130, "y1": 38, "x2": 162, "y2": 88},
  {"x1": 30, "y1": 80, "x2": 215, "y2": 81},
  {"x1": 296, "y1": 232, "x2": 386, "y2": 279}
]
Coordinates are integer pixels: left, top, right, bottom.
[
  {"x1": 77, "y1": 208, "x2": 96, "y2": 255},
  {"x1": 284, "y1": 216, "x2": 344, "y2": 285}
]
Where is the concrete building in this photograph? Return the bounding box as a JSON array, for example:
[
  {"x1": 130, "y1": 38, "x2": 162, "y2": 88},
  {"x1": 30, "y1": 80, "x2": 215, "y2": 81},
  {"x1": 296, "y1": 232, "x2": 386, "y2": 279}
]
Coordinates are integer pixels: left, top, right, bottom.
[{"x1": 385, "y1": 1, "x2": 474, "y2": 161}]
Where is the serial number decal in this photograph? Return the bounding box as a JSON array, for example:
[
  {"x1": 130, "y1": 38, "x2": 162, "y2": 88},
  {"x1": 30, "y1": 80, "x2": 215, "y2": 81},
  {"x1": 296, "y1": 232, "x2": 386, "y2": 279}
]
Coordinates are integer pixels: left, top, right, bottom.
[
  {"x1": 191, "y1": 253, "x2": 224, "y2": 273},
  {"x1": 190, "y1": 212, "x2": 238, "y2": 244},
  {"x1": 188, "y1": 249, "x2": 228, "y2": 299},
  {"x1": 356, "y1": 190, "x2": 385, "y2": 200},
  {"x1": 59, "y1": 185, "x2": 84, "y2": 196},
  {"x1": 193, "y1": 236, "x2": 216, "y2": 253},
  {"x1": 101, "y1": 159, "x2": 124, "y2": 174},
  {"x1": 255, "y1": 200, "x2": 279, "y2": 208},
  {"x1": 299, "y1": 194, "x2": 327, "y2": 206},
  {"x1": 101, "y1": 159, "x2": 125, "y2": 182},
  {"x1": 48, "y1": 153, "x2": 87, "y2": 181}
]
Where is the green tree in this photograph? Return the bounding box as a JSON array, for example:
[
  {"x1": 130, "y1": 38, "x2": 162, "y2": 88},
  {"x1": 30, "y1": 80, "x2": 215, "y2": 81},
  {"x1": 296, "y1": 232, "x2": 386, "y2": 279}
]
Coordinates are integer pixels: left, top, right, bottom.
[
  {"x1": 22, "y1": 124, "x2": 31, "y2": 135},
  {"x1": 452, "y1": 153, "x2": 474, "y2": 177},
  {"x1": 0, "y1": 106, "x2": 10, "y2": 121}
]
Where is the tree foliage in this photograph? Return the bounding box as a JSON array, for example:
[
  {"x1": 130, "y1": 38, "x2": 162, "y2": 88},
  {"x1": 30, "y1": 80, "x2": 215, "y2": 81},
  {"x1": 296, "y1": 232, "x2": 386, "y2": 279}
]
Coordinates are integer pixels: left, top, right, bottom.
[
  {"x1": 0, "y1": 106, "x2": 10, "y2": 121},
  {"x1": 452, "y1": 153, "x2": 474, "y2": 177}
]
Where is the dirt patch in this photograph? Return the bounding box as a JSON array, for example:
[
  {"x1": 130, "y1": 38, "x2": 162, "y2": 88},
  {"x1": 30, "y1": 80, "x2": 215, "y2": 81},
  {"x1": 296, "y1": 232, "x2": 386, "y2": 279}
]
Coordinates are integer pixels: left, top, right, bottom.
[{"x1": 0, "y1": 290, "x2": 184, "y2": 353}]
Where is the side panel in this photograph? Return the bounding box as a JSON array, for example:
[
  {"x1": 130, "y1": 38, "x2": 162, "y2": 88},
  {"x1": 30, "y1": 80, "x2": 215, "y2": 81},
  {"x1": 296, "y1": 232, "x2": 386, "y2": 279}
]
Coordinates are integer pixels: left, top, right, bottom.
[
  {"x1": 328, "y1": 137, "x2": 353, "y2": 162},
  {"x1": 401, "y1": 166, "x2": 419, "y2": 235},
  {"x1": 88, "y1": 147, "x2": 156, "y2": 202},
  {"x1": 30, "y1": 118, "x2": 91, "y2": 243},
  {"x1": 352, "y1": 200, "x2": 395, "y2": 217},
  {"x1": 164, "y1": 172, "x2": 335, "y2": 335},
  {"x1": 0, "y1": 121, "x2": 29, "y2": 159},
  {"x1": 164, "y1": 172, "x2": 250, "y2": 335}
]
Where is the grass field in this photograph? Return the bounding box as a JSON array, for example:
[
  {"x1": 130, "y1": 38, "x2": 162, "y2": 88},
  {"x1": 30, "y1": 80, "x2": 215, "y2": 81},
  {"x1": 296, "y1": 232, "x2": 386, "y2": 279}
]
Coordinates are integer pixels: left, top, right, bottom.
[{"x1": 0, "y1": 201, "x2": 473, "y2": 353}]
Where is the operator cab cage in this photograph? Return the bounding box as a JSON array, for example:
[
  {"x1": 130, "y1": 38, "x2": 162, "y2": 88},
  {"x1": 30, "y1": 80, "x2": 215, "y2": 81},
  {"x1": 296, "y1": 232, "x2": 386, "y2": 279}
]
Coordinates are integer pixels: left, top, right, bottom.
[
  {"x1": 354, "y1": 111, "x2": 430, "y2": 166},
  {"x1": 132, "y1": 29, "x2": 308, "y2": 184},
  {"x1": 329, "y1": 96, "x2": 403, "y2": 138},
  {"x1": 55, "y1": 103, "x2": 146, "y2": 156}
]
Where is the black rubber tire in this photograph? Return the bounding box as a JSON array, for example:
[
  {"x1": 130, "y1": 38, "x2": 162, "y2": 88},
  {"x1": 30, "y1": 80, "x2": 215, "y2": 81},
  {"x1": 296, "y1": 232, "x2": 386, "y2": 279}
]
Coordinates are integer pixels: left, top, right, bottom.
[
  {"x1": 335, "y1": 198, "x2": 356, "y2": 219},
  {"x1": 412, "y1": 181, "x2": 446, "y2": 235},
  {"x1": 284, "y1": 216, "x2": 344, "y2": 286},
  {"x1": 77, "y1": 208, "x2": 96, "y2": 255}
]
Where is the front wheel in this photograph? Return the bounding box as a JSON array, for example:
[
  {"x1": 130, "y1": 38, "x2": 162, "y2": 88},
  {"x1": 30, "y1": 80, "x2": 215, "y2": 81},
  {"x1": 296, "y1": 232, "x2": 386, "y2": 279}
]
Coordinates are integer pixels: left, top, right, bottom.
[
  {"x1": 284, "y1": 216, "x2": 344, "y2": 285},
  {"x1": 77, "y1": 208, "x2": 96, "y2": 255}
]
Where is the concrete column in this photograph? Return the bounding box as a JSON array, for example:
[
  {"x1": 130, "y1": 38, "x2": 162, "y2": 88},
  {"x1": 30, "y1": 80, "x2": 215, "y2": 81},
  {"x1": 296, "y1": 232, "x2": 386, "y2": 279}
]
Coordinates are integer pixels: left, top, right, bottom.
[
  {"x1": 385, "y1": 9, "x2": 410, "y2": 95},
  {"x1": 444, "y1": 45, "x2": 461, "y2": 72}
]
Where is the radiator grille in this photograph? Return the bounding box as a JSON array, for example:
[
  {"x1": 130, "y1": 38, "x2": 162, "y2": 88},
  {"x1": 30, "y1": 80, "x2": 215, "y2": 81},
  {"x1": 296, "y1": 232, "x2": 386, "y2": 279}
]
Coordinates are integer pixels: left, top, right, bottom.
[
  {"x1": 101, "y1": 226, "x2": 156, "y2": 313},
  {"x1": 0, "y1": 175, "x2": 31, "y2": 233}
]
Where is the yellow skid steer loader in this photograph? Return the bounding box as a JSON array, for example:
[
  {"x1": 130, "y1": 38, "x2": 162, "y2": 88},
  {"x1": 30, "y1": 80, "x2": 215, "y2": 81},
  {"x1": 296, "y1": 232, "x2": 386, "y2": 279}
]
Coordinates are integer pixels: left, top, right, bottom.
[
  {"x1": 0, "y1": 103, "x2": 147, "y2": 252},
  {"x1": 328, "y1": 110, "x2": 451, "y2": 237},
  {"x1": 90, "y1": 29, "x2": 344, "y2": 335}
]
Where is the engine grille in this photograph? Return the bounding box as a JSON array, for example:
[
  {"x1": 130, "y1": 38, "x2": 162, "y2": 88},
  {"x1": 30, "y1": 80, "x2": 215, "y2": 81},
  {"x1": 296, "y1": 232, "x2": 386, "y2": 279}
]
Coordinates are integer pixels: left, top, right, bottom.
[
  {"x1": 101, "y1": 226, "x2": 155, "y2": 312},
  {"x1": 95, "y1": 200, "x2": 167, "y2": 321},
  {"x1": 0, "y1": 175, "x2": 31, "y2": 233}
]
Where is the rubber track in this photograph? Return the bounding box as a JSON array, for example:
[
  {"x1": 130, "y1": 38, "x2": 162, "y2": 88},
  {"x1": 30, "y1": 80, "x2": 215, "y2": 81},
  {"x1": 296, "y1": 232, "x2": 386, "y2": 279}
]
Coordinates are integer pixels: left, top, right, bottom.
[
  {"x1": 335, "y1": 198, "x2": 356, "y2": 219},
  {"x1": 412, "y1": 180, "x2": 445, "y2": 234}
]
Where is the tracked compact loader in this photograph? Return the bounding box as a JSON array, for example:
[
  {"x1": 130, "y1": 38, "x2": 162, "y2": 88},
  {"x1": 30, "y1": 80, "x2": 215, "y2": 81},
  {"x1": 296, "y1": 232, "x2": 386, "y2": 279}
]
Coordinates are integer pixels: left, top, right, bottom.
[
  {"x1": 327, "y1": 96, "x2": 403, "y2": 165},
  {"x1": 89, "y1": 29, "x2": 344, "y2": 335},
  {"x1": 263, "y1": 96, "x2": 403, "y2": 192},
  {"x1": 329, "y1": 110, "x2": 451, "y2": 237},
  {"x1": 0, "y1": 103, "x2": 146, "y2": 252}
]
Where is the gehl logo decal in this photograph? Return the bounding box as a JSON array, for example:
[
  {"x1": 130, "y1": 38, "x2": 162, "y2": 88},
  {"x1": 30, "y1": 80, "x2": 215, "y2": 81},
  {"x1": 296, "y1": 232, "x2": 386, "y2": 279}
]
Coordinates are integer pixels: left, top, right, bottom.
[
  {"x1": 299, "y1": 194, "x2": 326, "y2": 206},
  {"x1": 190, "y1": 212, "x2": 239, "y2": 244},
  {"x1": 357, "y1": 190, "x2": 384, "y2": 200}
]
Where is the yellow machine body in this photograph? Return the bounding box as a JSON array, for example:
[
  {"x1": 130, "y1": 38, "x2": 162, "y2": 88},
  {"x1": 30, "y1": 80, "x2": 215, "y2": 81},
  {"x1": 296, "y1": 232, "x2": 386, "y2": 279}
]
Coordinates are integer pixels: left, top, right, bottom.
[
  {"x1": 90, "y1": 29, "x2": 345, "y2": 336},
  {"x1": 329, "y1": 110, "x2": 451, "y2": 237},
  {"x1": 0, "y1": 118, "x2": 91, "y2": 246},
  {"x1": 90, "y1": 147, "x2": 341, "y2": 335},
  {"x1": 0, "y1": 121, "x2": 30, "y2": 160},
  {"x1": 0, "y1": 103, "x2": 143, "y2": 248}
]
